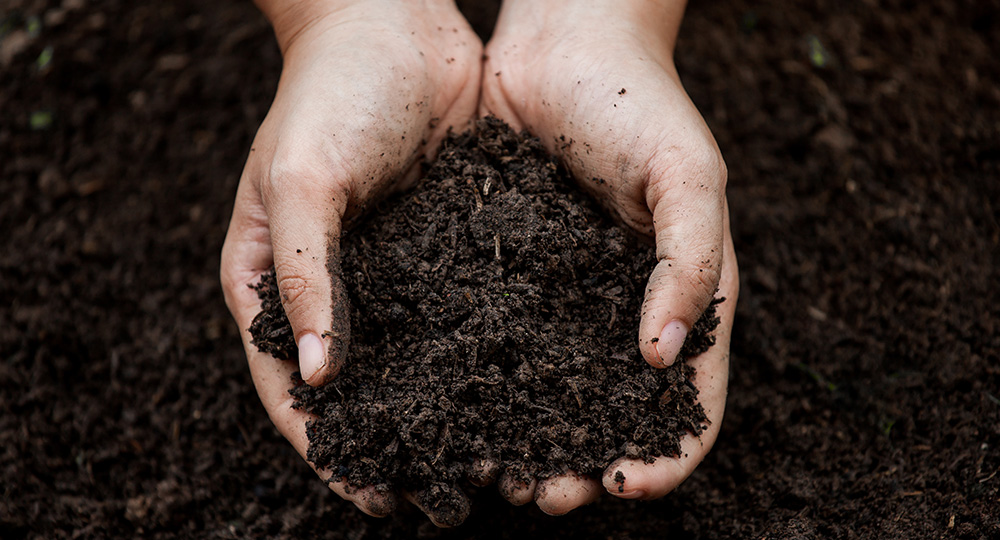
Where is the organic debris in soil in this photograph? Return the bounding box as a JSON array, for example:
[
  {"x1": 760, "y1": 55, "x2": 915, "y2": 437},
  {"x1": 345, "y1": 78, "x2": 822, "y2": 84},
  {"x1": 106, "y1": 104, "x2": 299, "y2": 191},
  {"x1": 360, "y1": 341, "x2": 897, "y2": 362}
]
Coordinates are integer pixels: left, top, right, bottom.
[{"x1": 250, "y1": 116, "x2": 721, "y2": 508}]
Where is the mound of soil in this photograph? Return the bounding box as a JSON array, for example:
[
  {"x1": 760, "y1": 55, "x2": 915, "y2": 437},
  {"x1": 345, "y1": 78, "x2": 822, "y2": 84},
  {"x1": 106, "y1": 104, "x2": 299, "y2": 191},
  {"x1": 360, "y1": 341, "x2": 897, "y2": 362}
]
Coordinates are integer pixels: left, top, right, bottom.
[{"x1": 249, "y1": 117, "x2": 720, "y2": 515}]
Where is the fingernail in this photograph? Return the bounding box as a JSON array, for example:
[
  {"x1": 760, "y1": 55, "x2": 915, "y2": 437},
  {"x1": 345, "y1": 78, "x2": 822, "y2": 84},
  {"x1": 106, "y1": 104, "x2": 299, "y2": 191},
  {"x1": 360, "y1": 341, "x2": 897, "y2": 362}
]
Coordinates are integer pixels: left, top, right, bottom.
[
  {"x1": 617, "y1": 489, "x2": 647, "y2": 499},
  {"x1": 298, "y1": 332, "x2": 326, "y2": 383},
  {"x1": 655, "y1": 320, "x2": 688, "y2": 367}
]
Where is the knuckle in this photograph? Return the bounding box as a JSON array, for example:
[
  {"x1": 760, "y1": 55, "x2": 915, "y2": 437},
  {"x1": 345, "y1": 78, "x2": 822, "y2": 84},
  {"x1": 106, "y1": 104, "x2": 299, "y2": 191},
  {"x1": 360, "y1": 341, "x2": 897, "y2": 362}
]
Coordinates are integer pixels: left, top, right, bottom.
[
  {"x1": 658, "y1": 255, "x2": 722, "y2": 311},
  {"x1": 679, "y1": 241, "x2": 724, "y2": 292},
  {"x1": 686, "y1": 262, "x2": 722, "y2": 295},
  {"x1": 682, "y1": 147, "x2": 726, "y2": 187},
  {"x1": 659, "y1": 142, "x2": 727, "y2": 192},
  {"x1": 219, "y1": 269, "x2": 240, "y2": 312},
  {"x1": 219, "y1": 251, "x2": 238, "y2": 297},
  {"x1": 261, "y1": 149, "x2": 351, "y2": 209},
  {"x1": 261, "y1": 168, "x2": 312, "y2": 204},
  {"x1": 677, "y1": 265, "x2": 723, "y2": 318},
  {"x1": 276, "y1": 271, "x2": 315, "y2": 317},
  {"x1": 219, "y1": 245, "x2": 257, "y2": 316},
  {"x1": 645, "y1": 250, "x2": 722, "y2": 324},
  {"x1": 645, "y1": 147, "x2": 727, "y2": 213}
]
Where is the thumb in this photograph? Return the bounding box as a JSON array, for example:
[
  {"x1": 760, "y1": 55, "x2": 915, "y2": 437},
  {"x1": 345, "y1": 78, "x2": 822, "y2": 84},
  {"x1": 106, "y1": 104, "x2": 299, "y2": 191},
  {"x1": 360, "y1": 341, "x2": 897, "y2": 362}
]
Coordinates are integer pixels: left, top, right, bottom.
[
  {"x1": 262, "y1": 168, "x2": 351, "y2": 387},
  {"x1": 638, "y1": 158, "x2": 726, "y2": 369}
]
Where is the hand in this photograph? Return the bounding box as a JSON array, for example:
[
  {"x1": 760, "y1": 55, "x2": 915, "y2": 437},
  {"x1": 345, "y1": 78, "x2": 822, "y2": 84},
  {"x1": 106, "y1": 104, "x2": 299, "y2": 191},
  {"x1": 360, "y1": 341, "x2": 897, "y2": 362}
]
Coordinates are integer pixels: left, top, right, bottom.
[
  {"x1": 220, "y1": 0, "x2": 481, "y2": 524},
  {"x1": 480, "y1": 0, "x2": 739, "y2": 514}
]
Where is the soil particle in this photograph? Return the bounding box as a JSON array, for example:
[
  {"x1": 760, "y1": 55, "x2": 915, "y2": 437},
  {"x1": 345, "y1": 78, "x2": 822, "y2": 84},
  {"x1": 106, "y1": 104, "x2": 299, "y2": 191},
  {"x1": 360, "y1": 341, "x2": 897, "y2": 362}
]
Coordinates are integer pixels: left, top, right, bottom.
[
  {"x1": 613, "y1": 470, "x2": 626, "y2": 493},
  {"x1": 250, "y1": 117, "x2": 721, "y2": 495}
]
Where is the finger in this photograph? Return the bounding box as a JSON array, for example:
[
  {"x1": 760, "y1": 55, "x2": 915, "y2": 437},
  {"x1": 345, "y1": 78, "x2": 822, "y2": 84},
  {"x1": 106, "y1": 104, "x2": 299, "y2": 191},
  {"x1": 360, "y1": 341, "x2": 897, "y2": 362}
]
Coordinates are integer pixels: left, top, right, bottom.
[
  {"x1": 638, "y1": 149, "x2": 728, "y2": 368},
  {"x1": 260, "y1": 161, "x2": 351, "y2": 387},
  {"x1": 534, "y1": 473, "x2": 602, "y2": 516},
  {"x1": 497, "y1": 473, "x2": 537, "y2": 506},
  {"x1": 404, "y1": 485, "x2": 471, "y2": 528},
  {"x1": 221, "y1": 172, "x2": 275, "y2": 330},
  {"x1": 222, "y1": 187, "x2": 397, "y2": 517},
  {"x1": 606, "y1": 214, "x2": 737, "y2": 499},
  {"x1": 468, "y1": 458, "x2": 500, "y2": 487},
  {"x1": 478, "y1": 82, "x2": 527, "y2": 131},
  {"x1": 478, "y1": 54, "x2": 527, "y2": 131}
]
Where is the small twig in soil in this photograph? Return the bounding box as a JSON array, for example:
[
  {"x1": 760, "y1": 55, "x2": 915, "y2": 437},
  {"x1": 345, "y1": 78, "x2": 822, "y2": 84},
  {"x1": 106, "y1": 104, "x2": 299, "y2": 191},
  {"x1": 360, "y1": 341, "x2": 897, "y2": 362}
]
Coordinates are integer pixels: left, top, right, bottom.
[
  {"x1": 265, "y1": 326, "x2": 291, "y2": 340},
  {"x1": 568, "y1": 379, "x2": 584, "y2": 408},
  {"x1": 978, "y1": 467, "x2": 998, "y2": 484},
  {"x1": 564, "y1": 221, "x2": 577, "y2": 247},
  {"x1": 403, "y1": 398, "x2": 417, "y2": 416},
  {"x1": 432, "y1": 424, "x2": 451, "y2": 465},
  {"x1": 529, "y1": 404, "x2": 559, "y2": 416},
  {"x1": 469, "y1": 177, "x2": 484, "y2": 211},
  {"x1": 360, "y1": 257, "x2": 371, "y2": 282}
]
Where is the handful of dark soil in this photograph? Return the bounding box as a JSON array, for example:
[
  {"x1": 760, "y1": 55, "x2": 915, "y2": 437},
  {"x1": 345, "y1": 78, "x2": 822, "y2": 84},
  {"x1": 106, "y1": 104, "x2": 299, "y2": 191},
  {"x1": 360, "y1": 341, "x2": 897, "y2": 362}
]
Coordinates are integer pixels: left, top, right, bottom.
[{"x1": 249, "y1": 117, "x2": 720, "y2": 512}]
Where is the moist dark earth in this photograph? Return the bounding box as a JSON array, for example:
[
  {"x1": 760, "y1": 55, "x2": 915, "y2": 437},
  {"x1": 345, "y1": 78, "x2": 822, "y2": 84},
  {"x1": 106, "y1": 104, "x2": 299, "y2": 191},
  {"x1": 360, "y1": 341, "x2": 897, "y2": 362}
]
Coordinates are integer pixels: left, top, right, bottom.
[
  {"x1": 248, "y1": 117, "x2": 720, "y2": 517},
  {"x1": 1, "y1": 0, "x2": 998, "y2": 538}
]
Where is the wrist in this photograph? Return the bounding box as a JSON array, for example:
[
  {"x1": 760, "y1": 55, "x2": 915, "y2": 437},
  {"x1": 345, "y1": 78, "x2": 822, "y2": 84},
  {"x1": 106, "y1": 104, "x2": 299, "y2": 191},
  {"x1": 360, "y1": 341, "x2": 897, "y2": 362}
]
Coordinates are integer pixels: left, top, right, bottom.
[
  {"x1": 255, "y1": 0, "x2": 340, "y2": 54},
  {"x1": 255, "y1": 0, "x2": 459, "y2": 55},
  {"x1": 495, "y1": 0, "x2": 687, "y2": 53}
]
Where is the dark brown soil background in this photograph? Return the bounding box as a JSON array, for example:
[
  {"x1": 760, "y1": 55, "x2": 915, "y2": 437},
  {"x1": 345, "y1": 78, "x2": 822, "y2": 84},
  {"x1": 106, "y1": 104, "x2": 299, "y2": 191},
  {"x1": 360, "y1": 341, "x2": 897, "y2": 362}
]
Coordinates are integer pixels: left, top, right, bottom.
[{"x1": 1, "y1": 0, "x2": 997, "y2": 538}]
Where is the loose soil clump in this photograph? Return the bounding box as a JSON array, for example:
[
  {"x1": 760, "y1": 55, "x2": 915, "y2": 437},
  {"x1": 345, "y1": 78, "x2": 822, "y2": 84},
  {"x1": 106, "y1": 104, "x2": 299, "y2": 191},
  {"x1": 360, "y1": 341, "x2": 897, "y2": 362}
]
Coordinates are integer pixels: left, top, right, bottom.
[{"x1": 249, "y1": 117, "x2": 721, "y2": 509}]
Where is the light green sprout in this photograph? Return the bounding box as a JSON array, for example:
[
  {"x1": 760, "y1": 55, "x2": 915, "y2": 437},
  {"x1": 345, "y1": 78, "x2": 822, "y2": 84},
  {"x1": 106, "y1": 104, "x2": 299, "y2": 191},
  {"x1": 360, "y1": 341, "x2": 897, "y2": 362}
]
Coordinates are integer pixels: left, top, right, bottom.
[
  {"x1": 806, "y1": 34, "x2": 830, "y2": 68},
  {"x1": 37, "y1": 45, "x2": 53, "y2": 70},
  {"x1": 30, "y1": 110, "x2": 53, "y2": 130}
]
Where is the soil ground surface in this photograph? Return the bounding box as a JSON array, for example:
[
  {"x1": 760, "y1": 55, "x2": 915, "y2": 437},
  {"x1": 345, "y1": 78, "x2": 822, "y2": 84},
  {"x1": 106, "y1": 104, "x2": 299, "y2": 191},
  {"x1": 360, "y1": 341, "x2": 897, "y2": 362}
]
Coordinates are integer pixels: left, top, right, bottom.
[{"x1": 1, "y1": 0, "x2": 998, "y2": 538}]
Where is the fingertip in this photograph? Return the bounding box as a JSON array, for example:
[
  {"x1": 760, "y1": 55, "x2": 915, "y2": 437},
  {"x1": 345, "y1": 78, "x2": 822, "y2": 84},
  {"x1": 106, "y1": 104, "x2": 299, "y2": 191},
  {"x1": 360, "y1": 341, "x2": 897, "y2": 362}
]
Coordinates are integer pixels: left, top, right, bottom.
[
  {"x1": 352, "y1": 501, "x2": 383, "y2": 518},
  {"x1": 407, "y1": 484, "x2": 471, "y2": 528},
  {"x1": 331, "y1": 480, "x2": 397, "y2": 518},
  {"x1": 498, "y1": 474, "x2": 536, "y2": 506},
  {"x1": 468, "y1": 458, "x2": 499, "y2": 487},
  {"x1": 602, "y1": 465, "x2": 625, "y2": 493},
  {"x1": 639, "y1": 332, "x2": 664, "y2": 369},
  {"x1": 602, "y1": 464, "x2": 647, "y2": 500},
  {"x1": 534, "y1": 474, "x2": 602, "y2": 516},
  {"x1": 358, "y1": 486, "x2": 398, "y2": 518},
  {"x1": 605, "y1": 454, "x2": 695, "y2": 501}
]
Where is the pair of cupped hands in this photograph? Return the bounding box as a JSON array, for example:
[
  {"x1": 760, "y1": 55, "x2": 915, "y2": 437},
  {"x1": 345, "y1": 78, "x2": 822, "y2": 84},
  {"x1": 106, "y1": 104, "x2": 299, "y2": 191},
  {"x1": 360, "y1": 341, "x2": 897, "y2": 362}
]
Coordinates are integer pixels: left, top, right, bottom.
[{"x1": 221, "y1": 0, "x2": 738, "y2": 527}]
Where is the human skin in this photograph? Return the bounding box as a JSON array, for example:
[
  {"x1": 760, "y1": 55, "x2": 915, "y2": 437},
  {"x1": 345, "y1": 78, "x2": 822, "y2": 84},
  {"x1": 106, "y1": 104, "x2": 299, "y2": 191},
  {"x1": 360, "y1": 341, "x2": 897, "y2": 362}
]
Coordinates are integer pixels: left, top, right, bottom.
[
  {"x1": 479, "y1": 0, "x2": 739, "y2": 515},
  {"x1": 219, "y1": 0, "x2": 482, "y2": 525},
  {"x1": 222, "y1": 0, "x2": 738, "y2": 526}
]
